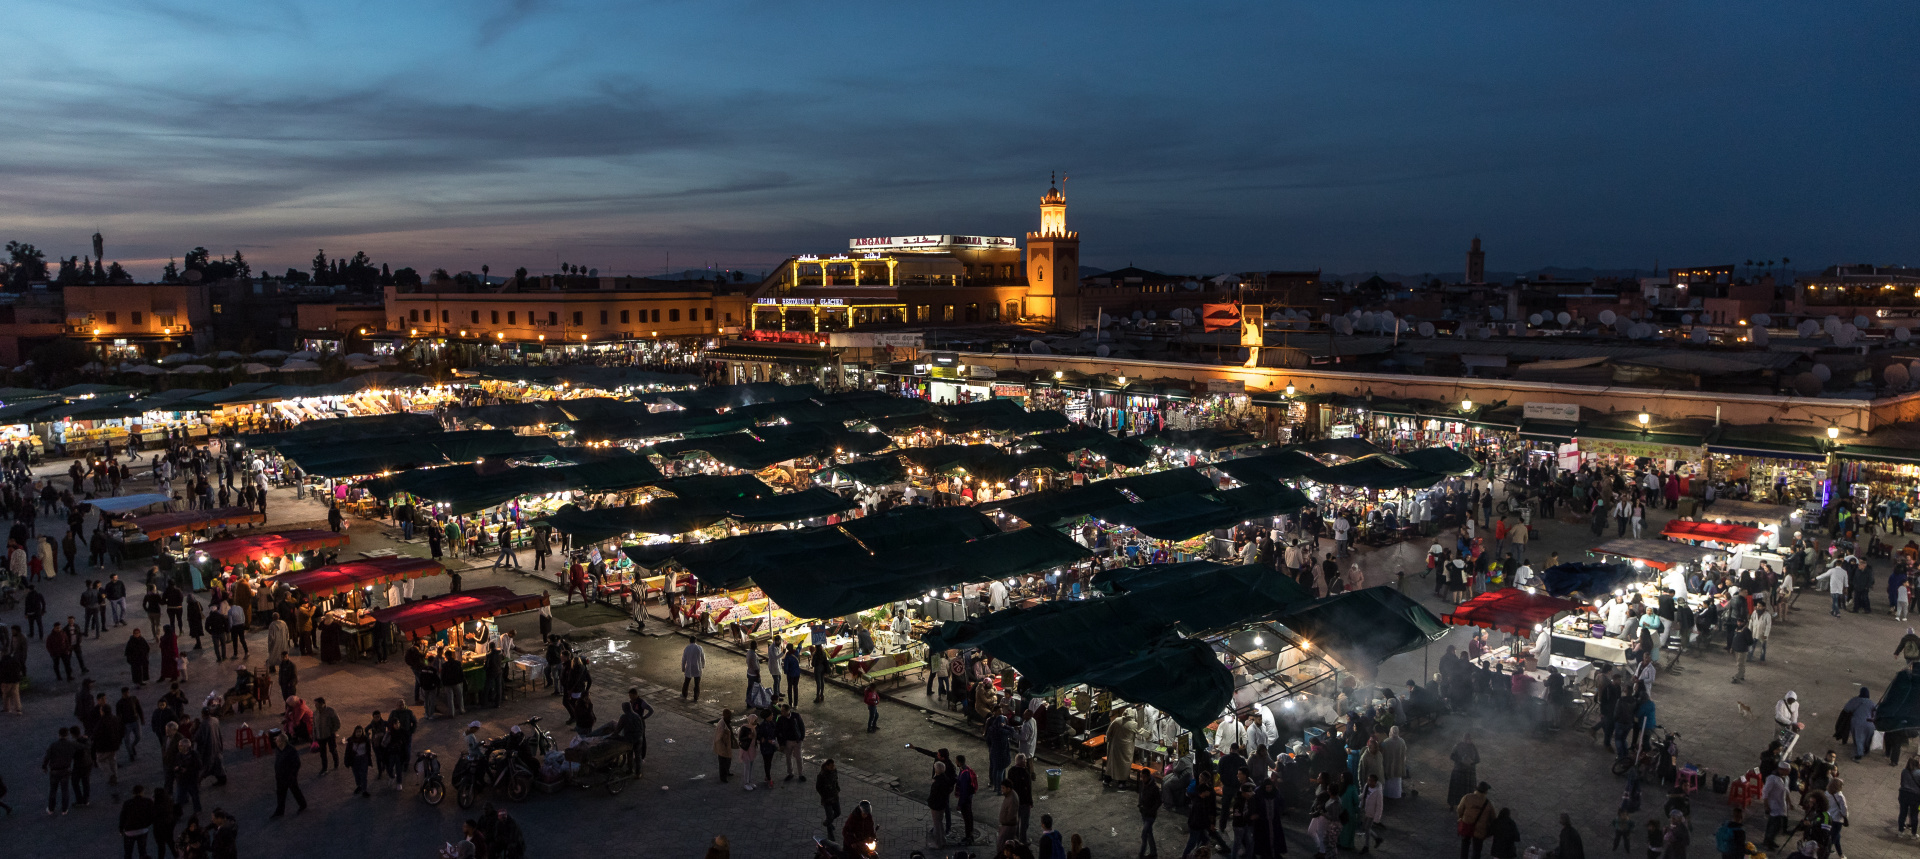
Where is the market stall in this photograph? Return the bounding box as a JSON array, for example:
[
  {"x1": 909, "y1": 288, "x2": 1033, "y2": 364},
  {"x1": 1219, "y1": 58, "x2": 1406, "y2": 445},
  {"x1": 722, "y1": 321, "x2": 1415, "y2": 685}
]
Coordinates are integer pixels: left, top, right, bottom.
[
  {"x1": 371, "y1": 586, "x2": 548, "y2": 637},
  {"x1": 271, "y1": 556, "x2": 443, "y2": 601},
  {"x1": 184, "y1": 529, "x2": 351, "y2": 590},
  {"x1": 1695, "y1": 500, "x2": 1803, "y2": 547},
  {"x1": 128, "y1": 507, "x2": 267, "y2": 540}
]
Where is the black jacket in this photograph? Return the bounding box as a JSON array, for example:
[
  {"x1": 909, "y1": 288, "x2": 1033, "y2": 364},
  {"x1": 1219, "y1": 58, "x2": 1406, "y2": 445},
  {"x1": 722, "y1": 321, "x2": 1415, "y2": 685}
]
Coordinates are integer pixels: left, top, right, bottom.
[
  {"x1": 119, "y1": 795, "x2": 155, "y2": 831},
  {"x1": 274, "y1": 742, "x2": 301, "y2": 782}
]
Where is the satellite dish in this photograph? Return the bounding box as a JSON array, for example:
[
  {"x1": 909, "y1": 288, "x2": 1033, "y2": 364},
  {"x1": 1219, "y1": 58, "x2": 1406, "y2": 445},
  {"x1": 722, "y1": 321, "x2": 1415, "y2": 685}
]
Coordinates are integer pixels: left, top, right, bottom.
[
  {"x1": 1598, "y1": 310, "x2": 1617, "y2": 325},
  {"x1": 1145, "y1": 310, "x2": 1157, "y2": 320},
  {"x1": 1029, "y1": 340, "x2": 1050, "y2": 354},
  {"x1": 1886, "y1": 364, "x2": 1910, "y2": 389},
  {"x1": 1797, "y1": 320, "x2": 1819, "y2": 338},
  {"x1": 1681, "y1": 314, "x2": 1694, "y2": 325},
  {"x1": 1791, "y1": 372, "x2": 1822, "y2": 397},
  {"x1": 1528, "y1": 313, "x2": 1543, "y2": 326},
  {"x1": 1751, "y1": 327, "x2": 1770, "y2": 346},
  {"x1": 1556, "y1": 312, "x2": 1572, "y2": 326},
  {"x1": 1267, "y1": 312, "x2": 1282, "y2": 323},
  {"x1": 1097, "y1": 313, "x2": 1111, "y2": 327},
  {"x1": 1333, "y1": 317, "x2": 1354, "y2": 335},
  {"x1": 1612, "y1": 316, "x2": 1631, "y2": 334},
  {"x1": 1854, "y1": 315, "x2": 1871, "y2": 329},
  {"x1": 1489, "y1": 307, "x2": 1505, "y2": 322},
  {"x1": 1692, "y1": 326, "x2": 1712, "y2": 343},
  {"x1": 1417, "y1": 321, "x2": 1436, "y2": 338},
  {"x1": 1811, "y1": 364, "x2": 1832, "y2": 382},
  {"x1": 1630, "y1": 323, "x2": 1653, "y2": 339},
  {"x1": 1095, "y1": 344, "x2": 1111, "y2": 358},
  {"x1": 1628, "y1": 310, "x2": 1642, "y2": 320},
  {"x1": 1131, "y1": 310, "x2": 1143, "y2": 320},
  {"x1": 1824, "y1": 316, "x2": 1843, "y2": 336},
  {"x1": 1835, "y1": 327, "x2": 1857, "y2": 348},
  {"x1": 1898, "y1": 327, "x2": 1912, "y2": 342},
  {"x1": 1751, "y1": 313, "x2": 1772, "y2": 328},
  {"x1": 1281, "y1": 309, "x2": 1297, "y2": 319},
  {"x1": 1475, "y1": 326, "x2": 1492, "y2": 341}
]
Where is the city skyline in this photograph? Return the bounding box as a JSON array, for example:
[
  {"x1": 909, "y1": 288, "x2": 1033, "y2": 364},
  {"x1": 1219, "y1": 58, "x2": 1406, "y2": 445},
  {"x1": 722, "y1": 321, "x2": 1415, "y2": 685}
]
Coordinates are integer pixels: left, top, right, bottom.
[{"x1": 2, "y1": 0, "x2": 1915, "y2": 280}]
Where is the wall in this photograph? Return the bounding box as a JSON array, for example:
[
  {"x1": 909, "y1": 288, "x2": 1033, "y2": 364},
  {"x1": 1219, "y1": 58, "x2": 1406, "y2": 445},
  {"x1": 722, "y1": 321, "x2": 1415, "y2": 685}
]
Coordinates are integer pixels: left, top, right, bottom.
[{"x1": 383, "y1": 287, "x2": 751, "y2": 342}]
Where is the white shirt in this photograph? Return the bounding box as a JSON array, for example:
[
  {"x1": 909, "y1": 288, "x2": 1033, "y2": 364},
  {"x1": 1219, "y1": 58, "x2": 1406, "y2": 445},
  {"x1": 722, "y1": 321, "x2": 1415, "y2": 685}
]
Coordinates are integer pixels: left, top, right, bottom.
[
  {"x1": 1514, "y1": 564, "x2": 1533, "y2": 586},
  {"x1": 988, "y1": 581, "x2": 1009, "y2": 611},
  {"x1": 1816, "y1": 566, "x2": 1849, "y2": 594},
  {"x1": 1334, "y1": 518, "x2": 1350, "y2": 539}
]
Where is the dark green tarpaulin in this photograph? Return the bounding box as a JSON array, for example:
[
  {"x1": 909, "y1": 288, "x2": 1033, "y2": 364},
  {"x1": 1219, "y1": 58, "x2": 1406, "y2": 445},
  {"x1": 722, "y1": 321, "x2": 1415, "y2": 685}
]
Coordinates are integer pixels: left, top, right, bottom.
[
  {"x1": 896, "y1": 445, "x2": 1073, "y2": 482},
  {"x1": 0, "y1": 400, "x2": 62, "y2": 424},
  {"x1": 1274, "y1": 586, "x2": 1447, "y2": 669},
  {"x1": 568, "y1": 411, "x2": 754, "y2": 443},
  {"x1": 544, "y1": 487, "x2": 852, "y2": 540},
  {"x1": 664, "y1": 382, "x2": 821, "y2": 411},
  {"x1": 644, "y1": 430, "x2": 835, "y2": 471},
  {"x1": 1090, "y1": 483, "x2": 1311, "y2": 541},
  {"x1": 923, "y1": 563, "x2": 1313, "y2": 734},
  {"x1": 361, "y1": 454, "x2": 662, "y2": 514},
  {"x1": 980, "y1": 485, "x2": 1130, "y2": 528},
  {"x1": 1024, "y1": 427, "x2": 1153, "y2": 467},
  {"x1": 284, "y1": 430, "x2": 558, "y2": 478},
  {"x1": 241, "y1": 413, "x2": 443, "y2": 448},
  {"x1": 1291, "y1": 437, "x2": 1383, "y2": 459},
  {"x1": 1099, "y1": 468, "x2": 1216, "y2": 501},
  {"x1": 868, "y1": 413, "x2": 947, "y2": 433},
  {"x1": 653, "y1": 475, "x2": 776, "y2": 503},
  {"x1": 1091, "y1": 560, "x2": 1227, "y2": 594},
  {"x1": 992, "y1": 410, "x2": 1073, "y2": 434},
  {"x1": 445, "y1": 402, "x2": 570, "y2": 428},
  {"x1": 1137, "y1": 429, "x2": 1264, "y2": 453},
  {"x1": 934, "y1": 398, "x2": 1035, "y2": 433},
  {"x1": 1306, "y1": 454, "x2": 1445, "y2": 490},
  {"x1": 728, "y1": 487, "x2": 856, "y2": 524},
  {"x1": 1391, "y1": 446, "x2": 1481, "y2": 476},
  {"x1": 461, "y1": 365, "x2": 700, "y2": 389},
  {"x1": 1215, "y1": 450, "x2": 1325, "y2": 485},
  {"x1": 839, "y1": 507, "x2": 1000, "y2": 553},
  {"x1": 553, "y1": 398, "x2": 659, "y2": 422},
  {"x1": 823, "y1": 457, "x2": 909, "y2": 486}
]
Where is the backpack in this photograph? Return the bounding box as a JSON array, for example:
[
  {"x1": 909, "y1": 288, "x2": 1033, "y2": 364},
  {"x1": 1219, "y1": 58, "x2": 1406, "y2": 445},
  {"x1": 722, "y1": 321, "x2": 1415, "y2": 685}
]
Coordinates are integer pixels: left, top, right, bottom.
[{"x1": 1713, "y1": 822, "x2": 1740, "y2": 854}]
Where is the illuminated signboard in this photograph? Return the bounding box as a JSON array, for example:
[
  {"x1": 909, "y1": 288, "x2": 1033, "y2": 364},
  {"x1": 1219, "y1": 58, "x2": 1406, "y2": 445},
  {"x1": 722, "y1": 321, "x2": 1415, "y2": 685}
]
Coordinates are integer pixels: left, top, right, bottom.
[
  {"x1": 756, "y1": 298, "x2": 847, "y2": 307},
  {"x1": 847, "y1": 235, "x2": 1019, "y2": 252}
]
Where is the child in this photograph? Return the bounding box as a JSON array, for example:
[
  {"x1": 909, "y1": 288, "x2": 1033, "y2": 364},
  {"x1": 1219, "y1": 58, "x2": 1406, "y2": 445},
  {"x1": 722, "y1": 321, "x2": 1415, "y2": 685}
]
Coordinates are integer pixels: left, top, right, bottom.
[
  {"x1": 862, "y1": 684, "x2": 880, "y2": 733},
  {"x1": 1611, "y1": 810, "x2": 1633, "y2": 853},
  {"x1": 1644, "y1": 819, "x2": 1663, "y2": 859}
]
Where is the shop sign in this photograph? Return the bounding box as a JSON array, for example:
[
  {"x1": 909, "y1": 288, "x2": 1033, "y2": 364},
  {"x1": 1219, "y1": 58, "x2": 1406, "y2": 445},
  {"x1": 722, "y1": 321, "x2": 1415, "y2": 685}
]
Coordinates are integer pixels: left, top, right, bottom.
[
  {"x1": 1330, "y1": 424, "x2": 1355, "y2": 439},
  {"x1": 828, "y1": 332, "x2": 925, "y2": 348},
  {"x1": 847, "y1": 235, "x2": 1018, "y2": 252},
  {"x1": 991, "y1": 384, "x2": 1027, "y2": 399},
  {"x1": 1577, "y1": 437, "x2": 1698, "y2": 463},
  {"x1": 1205, "y1": 378, "x2": 1245, "y2": 394},
  {"x1": 1523, "y1": 402, "x2": 1581, "y2": 422},
  {"x1": 739, "y1": 330, "x2": 828, "y2": 344}
]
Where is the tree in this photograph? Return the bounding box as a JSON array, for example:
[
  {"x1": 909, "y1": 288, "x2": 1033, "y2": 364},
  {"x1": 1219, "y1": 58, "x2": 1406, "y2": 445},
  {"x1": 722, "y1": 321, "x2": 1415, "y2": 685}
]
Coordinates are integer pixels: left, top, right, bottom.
[
  {"x1": 28, "y1": 337, "x2": 90, "y2": 384},
  {"x1": 513, "y1": 266, "x2": 528, "y2": 288},
  {"x1": 392, "y1": 267, "x2": 422, "y2": 287},
  {"x1": 162, "y1": 259, "x2": 180, "y2": 283},
  {"x1": 429, "y1": 268, "x2": 451, "y2": 283},
  {"x1": 283, "y1": 268, "x2": 310, "y2": 284},
  {"x1": 230, "y1": 250, "x2": 251, "y2": 279},
  {"x1": 2, "y1": 241, "x2": 49, "y2": 289},
  {"x1": 380, "y1": 263, "x2": 392, "y2": 286},
  {"x1": 105, "y1": 262, "x2": 129, "y2": 283},
  {"x1": 311, "y1": 249, "x2": 330, "y2": 285}
]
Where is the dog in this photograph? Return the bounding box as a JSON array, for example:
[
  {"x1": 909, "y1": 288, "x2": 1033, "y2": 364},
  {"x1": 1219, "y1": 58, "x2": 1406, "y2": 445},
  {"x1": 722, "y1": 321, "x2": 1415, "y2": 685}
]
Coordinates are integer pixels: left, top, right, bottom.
[{"x1": 1736, "y1": 701, "x2": 1754, "y2": 719}]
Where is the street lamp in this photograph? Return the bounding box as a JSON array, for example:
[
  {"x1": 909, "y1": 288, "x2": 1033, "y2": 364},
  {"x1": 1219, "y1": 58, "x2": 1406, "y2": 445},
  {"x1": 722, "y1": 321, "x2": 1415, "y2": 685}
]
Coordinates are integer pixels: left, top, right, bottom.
[
  {"x1": 1460, "y1": 397, "x2": 1473, "y2": 412},
  {"x1": 1284, "y1": 383, "x2": 1295, "y2": 398},
  {"x1": 1827, "y1": 426, "x2": 1840, "y2": 440},
  {"x1": 1638, "y1": 412, "x2": 1650, "y2": 425}
]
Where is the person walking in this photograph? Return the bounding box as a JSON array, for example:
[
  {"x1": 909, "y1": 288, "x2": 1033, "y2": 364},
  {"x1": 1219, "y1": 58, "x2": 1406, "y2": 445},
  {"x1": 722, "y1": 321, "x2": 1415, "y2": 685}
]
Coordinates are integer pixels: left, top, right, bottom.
[
  {"x1": 1488, "y1": 808, "x2": 1519, "y2": 859},
  {"x1": 120, "y1": 785, "x2": 156, "y2": 859},
  {"x1": 1137, "y1": 768, "x2": 1162, "y2": 858},
  {"x1": 126, "y1": 629, "x2": 151, "y2": 687},
  {"x1": 816, "y1": 758, "x2": 841, "y2": 831},
  {"x1": 345, "y1": 726, "x2": 372, "y2": 797},
  {"x1": 1730, "y1": 620, "x2": 1753, "y2": 684},
  {"x1": 1841, "y1": 687, "x2": 1878, "y2": 761},
  {"x1": 811, "y1": 643, "x2": 829, "y2": 703},
  {"x1": 775, "y1": 702, "x2": 806, "y2": 782},
  {"x1": 1760, "y1": 763, "x2": 1791, "y2": 849},
  {"x1": 681, "y1": 640, "x2": 703, "y2": 700},
  {"x1": 312, "y1": 698, "x2": 340, "y2": 774},
  {"x1": 1814, "y1": 562, "x2": 1849, "y2": 617},
  {"x1": 1455, "y1": 781, "x2": 1494, "y2": 859},
  {"x1": 44, "y1": 727, "x2": 79, "y2": 814},
  {"x1": 783, "y1": 644, "x2": 801, "y2": 705},
  {"x1": 863, "y1": 683, "x2": 880, "y2": 733},
  {"x1": 955, "y1": 754, "x2": 979, "y2": 847},
  {"x1": 269, "y1": 732, "x2": 306, "y2": 817}
]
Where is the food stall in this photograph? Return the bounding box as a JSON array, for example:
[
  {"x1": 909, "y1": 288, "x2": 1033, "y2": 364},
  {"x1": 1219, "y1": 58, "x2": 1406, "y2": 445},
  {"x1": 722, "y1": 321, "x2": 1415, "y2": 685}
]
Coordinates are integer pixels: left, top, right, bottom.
[
  {"x1": 370, "y1": 586, "x2": 549, "y2": 696},
  {"x1": 1661, "y1": 518, "x2": 1783, "y2": 570},
  {"x1": 87, "y1": 493, "x2": 178, "y2": 564},
  {"x1": 1447, "y1": 586, "x2": 1606, "y2": 676},
  {"x1": 1694, "y1": 500, "x2": 1802, "y2": 547},
  {"x1": 128, "y1": 507, "x2": 267, "y2": 540},
  {"x1": 184, "y1": 529, "x2": 351, "y2": 590},
  {"x1": 272, "y1": 556, "x2": 445, "y2": 660}
]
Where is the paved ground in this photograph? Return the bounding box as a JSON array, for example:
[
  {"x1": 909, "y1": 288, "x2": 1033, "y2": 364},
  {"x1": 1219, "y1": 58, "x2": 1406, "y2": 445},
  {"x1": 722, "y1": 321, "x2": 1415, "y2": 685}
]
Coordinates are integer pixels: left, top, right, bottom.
[{"x1": 0, "y1": 459, "x2": 1915, "y2": 858}]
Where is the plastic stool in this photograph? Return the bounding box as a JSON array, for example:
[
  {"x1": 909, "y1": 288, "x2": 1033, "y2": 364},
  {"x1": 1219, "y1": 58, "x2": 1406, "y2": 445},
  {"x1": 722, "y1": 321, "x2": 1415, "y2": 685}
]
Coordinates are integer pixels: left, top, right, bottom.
[
  {"x1": 233, "y1": 724, "x2": 255, "y2": 753},
  {"x1": 1676, "y1": 765, "x2": 1701, "y2": 794}
]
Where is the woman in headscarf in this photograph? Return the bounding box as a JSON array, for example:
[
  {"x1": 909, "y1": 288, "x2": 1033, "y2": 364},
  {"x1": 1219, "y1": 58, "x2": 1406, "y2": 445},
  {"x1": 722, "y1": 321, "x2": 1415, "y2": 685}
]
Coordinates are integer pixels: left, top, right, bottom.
[
  {"x1": 1447, "y1": 732, "x2": 1480, "y2": 808},
  {"x1": 159, "y1": 625, "x2": 182, "y2": 682},
  {"x1": 282, "y1": 695, "x2": 314, "y2": 743},
  {"x1": 841, "y1": 799, "x2": 878, "y2": 856},
  {"x1": 1380, "y1": 726, "x2": 1409, "y2": 799}
]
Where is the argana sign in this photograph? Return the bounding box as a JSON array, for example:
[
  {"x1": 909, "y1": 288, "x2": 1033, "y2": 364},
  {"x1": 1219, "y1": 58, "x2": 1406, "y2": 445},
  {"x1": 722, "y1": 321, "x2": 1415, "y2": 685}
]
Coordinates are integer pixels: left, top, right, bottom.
[{"x1": 848, "y1": 235, "x2": 1018, "y2": 252}]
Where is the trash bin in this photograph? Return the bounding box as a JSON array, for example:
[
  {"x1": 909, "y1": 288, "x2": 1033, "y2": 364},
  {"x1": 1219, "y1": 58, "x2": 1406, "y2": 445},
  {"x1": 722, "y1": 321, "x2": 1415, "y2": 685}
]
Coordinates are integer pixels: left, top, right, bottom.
[{"x1": 1045, "y1": 768, "x2": 1062, "y2": 791}]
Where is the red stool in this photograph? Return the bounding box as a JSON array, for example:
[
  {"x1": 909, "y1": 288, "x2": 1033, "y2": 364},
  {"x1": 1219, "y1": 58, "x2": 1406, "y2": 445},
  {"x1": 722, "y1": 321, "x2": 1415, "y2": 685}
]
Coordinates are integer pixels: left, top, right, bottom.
[{"x1": 233, "y1": 725, "x2": 257, "y2": 755}]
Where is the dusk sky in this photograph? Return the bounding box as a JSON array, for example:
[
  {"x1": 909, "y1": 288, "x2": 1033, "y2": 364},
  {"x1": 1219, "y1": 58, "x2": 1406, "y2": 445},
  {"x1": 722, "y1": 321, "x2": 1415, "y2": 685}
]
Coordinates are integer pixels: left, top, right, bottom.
[{"x1": 4, "y1": 1, "x2": 1915, "y2": 280}]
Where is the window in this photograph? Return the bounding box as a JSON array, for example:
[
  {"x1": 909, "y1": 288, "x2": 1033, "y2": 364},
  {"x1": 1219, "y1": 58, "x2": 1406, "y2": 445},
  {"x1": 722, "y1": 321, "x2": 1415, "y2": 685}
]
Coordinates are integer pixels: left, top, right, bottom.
[
  {"x1": 669, "y1": 309, "x2": 680, "y2": 322},
  {"x1": 651, "y1": 309, "x2": 660, "y2": 323},
  {"x1": 689, "y1": 307, "x2": 698, "y2": 321},
  {"x1": 490, "y1": 310, "x2": 500, "y2": 324},
  {"x1": 704, "y1": 307, "x2": 713, "y2": 321},
  {"x1": 941, "y1": 305, "x2": 955, "y2": 322},
  {"x1": 573, "y1": 311, "x2": 583, "y2": 325},
  {"x1": 599, "y1": 310, "x2": 608, "y2": 324},
  {"x1": 620, "y1": 310, "x2": 629, "y2": 324},
  {"x1": 724, "y1": 312, "x2": 734, "y2": 324},
  {"x1": 441, "y1": 310, "x2": 449, "y2": 323},
  {"x1": 986, "y1": 303, "x2": 999, "y2": 321},
  {"x1": 470, "y1": 310, "x2": 479, "y2": 323},
  {"x1": 131, "y1": 311, "x2": 144, "y2": 326},
  {"x1": 105, "y1": 311, "x2": 117, "y2": 324},
  {"x1": 507, "y1": 311, "x2": 516, "y2": 324},
  {"x1": 409, "y1": 309, "x2": 419, "y2": 322},
  {"x1": 547, "y1": 311, "x2": 557, "y2": 325}
]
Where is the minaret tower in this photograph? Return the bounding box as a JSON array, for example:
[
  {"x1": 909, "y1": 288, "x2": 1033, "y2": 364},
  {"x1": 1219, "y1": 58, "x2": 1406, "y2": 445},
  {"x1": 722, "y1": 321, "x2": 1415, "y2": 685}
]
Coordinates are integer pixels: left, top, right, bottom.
[{"x1": 1025, "y1": 172, "x2": 1082, "y2": 330}]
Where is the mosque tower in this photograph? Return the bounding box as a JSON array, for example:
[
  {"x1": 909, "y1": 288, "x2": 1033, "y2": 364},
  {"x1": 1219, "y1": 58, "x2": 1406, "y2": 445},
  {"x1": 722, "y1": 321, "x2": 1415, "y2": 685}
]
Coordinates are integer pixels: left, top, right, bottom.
[{"x1": 1025, "y1": 173, "x2": 1083, "y2": 330}]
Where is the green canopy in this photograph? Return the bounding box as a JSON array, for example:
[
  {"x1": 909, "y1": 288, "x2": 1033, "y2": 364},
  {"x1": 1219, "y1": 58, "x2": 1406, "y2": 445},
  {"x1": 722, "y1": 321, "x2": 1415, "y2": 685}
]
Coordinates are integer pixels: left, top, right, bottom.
[
  {"x1": 1024, "y1": 427, "x2": 1154, "y2": 467},
  {"x1": 1272, "y1": 586, "x2": 1448, "y2": 668},
  {"x1": 662, "y1": 382, "x2": 822, "y2": 410},
  {"x1": 1215, "y1": 450, "x2": 1324, "y2": 485},
  {"x1": 896, "y1": 444, "x2": 1074, "y2": 482},
  {"x1": 1306, "y1": 454, "x2": 1445, "y2": 490},
  {"x1": 461, "y1": 365, "x2": 700, "y2": 390},
  {"x1": 282, "y1": 429, "x2": 558, "y2": 478},
  {"x1": 1391, "y1": 446, "x2": 1481, "y2": 476},
  {"x1": 361, "y1": 454, "x2": 663, "y2": 514},
  {"x1": 444, "y1": 402, "x2": 571, "y2": 428},
  {"x1": 1098, "y1": 468, "x2": 1216, "y2": 501},
  {"x1": 1090, "y1": 483, "x2": 1311, "y2": 541},
  {"x1": 544, "y1": 487, "x2": 853, "y2": 541},
  {"x1": 568, "y1": 410, "x2": 755, "y2": 443},
  {"x1": 980, "y1": 485, "x2": 1130, "y2": 528},
  {"x1": 1291, "y1": 437, "x2": 1383, "y2": 459},
  {"x1": 822, "y1": 457, "x2": 909, "y2": 486},
  {"x1": 1137, "y1": 429, "x2": 1264, "y2": 453},
  {"x1": 240, "y1": 413, "x2": 443, "y2": 449}
]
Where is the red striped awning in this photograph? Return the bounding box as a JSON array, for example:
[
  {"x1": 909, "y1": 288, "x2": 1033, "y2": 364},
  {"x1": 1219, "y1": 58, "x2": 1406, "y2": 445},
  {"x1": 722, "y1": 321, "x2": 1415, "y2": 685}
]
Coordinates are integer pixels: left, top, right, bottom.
[
  {"x1": 1442, "y1": 587, "x2": 1592, "y2": 636},
  {"x1": 270, "y1": 557, "x2": 443, "y2": 598},
  {"x1": 189, "y1": 529, "x2": 350, "y2": 565},
  {"x1": 370, "y1": 587, "x2": 548, "y2": 636},
  {"x1": 129, "y1": 507, "x2": 266, "y2": 539},
  {"x1": 1662, "y1": 520, "x2": 1764, "y2": 545}
]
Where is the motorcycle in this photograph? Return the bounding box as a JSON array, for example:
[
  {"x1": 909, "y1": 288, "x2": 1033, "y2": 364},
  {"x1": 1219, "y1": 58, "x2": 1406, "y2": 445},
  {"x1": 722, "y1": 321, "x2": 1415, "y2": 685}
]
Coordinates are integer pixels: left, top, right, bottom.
[
  {"x1": 453, "y1": 729, "x2": 542, "y2": 808},
  {"x1": 415, "y1": 749, "x2": 445, "y2": 805}
]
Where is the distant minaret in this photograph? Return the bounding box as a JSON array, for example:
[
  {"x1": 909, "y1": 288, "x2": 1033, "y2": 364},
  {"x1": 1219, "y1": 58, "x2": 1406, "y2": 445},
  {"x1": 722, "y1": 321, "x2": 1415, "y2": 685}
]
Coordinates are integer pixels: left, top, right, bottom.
[
  {"x1": 1026, "y1": 173, "x2": 1082, "y2": 330},
  {"x1": 92, "y1": 232, "x2": 104, "y2": 262},
  {"x1": 1466, "y1": 236, "x2": 1485, "y2": 284}
]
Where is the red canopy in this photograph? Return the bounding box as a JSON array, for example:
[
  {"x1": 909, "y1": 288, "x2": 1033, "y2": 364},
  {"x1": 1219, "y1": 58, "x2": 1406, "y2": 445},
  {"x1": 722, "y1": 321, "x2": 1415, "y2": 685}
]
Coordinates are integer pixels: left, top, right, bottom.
[
  {"x1": 1662, "y1": 520, "x2": 1764, "y2": 545},
  {"x1": 1443, "y1": 587, "x2": 1592, "y2": 636},
  {"x1": 271, "y1": 557, "x2": 443, "y2": 598},
  {"x1": 190, "y1": 529, "x2": 349, "y2": 565},
  {"x1": 130, "y1": 507, "x2": 266, "y2": 539},
  {"x1": 370, "y1": 587, "x2": 547, "y2": 636}
]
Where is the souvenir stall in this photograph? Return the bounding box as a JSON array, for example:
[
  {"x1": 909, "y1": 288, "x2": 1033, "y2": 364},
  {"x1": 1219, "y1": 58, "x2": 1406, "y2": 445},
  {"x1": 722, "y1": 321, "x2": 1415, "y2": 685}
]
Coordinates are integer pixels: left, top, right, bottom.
[{"x1": 183, "y1": 529, "x2": 351, "y2": 591}]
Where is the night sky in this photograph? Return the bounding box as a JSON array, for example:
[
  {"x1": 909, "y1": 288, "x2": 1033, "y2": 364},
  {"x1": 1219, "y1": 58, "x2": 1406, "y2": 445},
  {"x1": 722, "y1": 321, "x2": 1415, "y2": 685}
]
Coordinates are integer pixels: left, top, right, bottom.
[{"x1": 4, "y1": 0, "x2": 1915, "y2": 279}]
